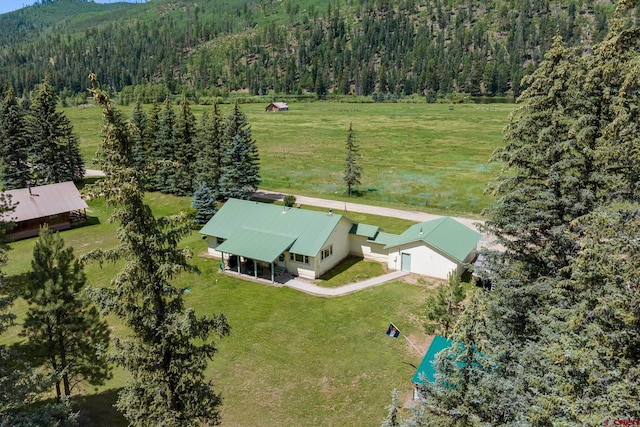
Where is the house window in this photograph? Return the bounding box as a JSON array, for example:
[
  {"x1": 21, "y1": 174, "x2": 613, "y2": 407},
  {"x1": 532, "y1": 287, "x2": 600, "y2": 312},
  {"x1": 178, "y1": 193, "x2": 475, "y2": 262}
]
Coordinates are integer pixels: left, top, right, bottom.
[
  {"x1": 49, "y1": 214, "x2": 59, "y2": 223},
  {"x1": 321, "y1": 244, "x2": 333, "y2": 261},
  {"x1": 216, "y1": 237, "x2": 225, "y2": 244},
  {"x1": 289, "y1": 253, "x2": 309, "y2": 264}
]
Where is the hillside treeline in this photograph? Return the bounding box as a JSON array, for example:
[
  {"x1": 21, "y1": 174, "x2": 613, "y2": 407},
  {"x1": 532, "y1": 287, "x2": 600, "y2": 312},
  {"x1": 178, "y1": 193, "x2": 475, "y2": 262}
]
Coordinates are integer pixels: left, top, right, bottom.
[{"x1": 0, "y1": 0, "x2": 634, "y2": 99}]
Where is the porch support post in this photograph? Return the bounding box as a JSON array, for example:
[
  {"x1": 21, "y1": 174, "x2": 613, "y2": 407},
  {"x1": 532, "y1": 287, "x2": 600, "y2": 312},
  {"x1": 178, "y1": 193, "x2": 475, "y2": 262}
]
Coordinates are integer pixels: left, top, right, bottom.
[
  {"x1": 270, "y1": 262, "x2": 274, "y2": 283},
  {"x1": 237, "y1": 256, "x2": 241, "y2": 274},
  {"x1": 253, "y1": 259, "x2": 257, "y2": 278}
]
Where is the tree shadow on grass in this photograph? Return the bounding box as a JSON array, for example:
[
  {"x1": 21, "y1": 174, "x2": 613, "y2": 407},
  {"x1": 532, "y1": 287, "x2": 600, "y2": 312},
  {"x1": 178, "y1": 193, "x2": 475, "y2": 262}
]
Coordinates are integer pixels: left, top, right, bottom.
[
  {"x1": 83, "y1": 215, "x2": 101, "y2": 226},
  {"x1": 73, "y1": 388, "x2": 127, "y2": 427},
  {"x1": 319, "y1": 256, "x2": 364, "y2": 282},
  {"x1": 349, "y1": 186, "x2": 378, "y2": 197}
]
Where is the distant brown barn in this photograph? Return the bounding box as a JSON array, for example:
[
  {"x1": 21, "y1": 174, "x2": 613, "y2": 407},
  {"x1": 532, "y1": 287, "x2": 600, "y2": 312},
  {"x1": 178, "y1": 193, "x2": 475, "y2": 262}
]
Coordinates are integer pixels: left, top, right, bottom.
[
  {"x1": 265, "y1": 102, "x2": 289, "y2": 112},
  {"x1": 0, "y1": 181, "x2": 88, "y2": 240}
]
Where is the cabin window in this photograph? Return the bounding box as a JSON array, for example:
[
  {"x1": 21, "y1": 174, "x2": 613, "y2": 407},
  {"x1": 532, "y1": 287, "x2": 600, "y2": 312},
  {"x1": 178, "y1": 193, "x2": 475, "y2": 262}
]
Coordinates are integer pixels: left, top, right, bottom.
[
  {"x1": 49, "y1": 214, "x2": 59, "y2": 223},
  {"x1": 321, "y1": 244, "x2": 333, "y2": 261},
  {"x1": 216, "y1": 237, "x2": 225, "y2": 244},
  {"x1": 289, "y1": 253, "x2": 309, "y2": 264}
]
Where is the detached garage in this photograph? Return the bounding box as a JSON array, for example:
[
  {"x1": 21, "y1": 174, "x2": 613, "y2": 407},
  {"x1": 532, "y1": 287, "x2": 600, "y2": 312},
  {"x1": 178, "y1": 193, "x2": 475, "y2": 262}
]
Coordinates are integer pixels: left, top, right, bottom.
[{"x1": 383, "y1": 217, "x2": 481, "y2": 280}]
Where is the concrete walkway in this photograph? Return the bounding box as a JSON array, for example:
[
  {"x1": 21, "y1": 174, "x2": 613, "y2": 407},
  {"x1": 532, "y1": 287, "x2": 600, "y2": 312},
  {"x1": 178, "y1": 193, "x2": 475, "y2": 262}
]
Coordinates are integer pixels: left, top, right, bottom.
[{"x1": 283, "y1": 270, "x2": 410, "y2": 297}]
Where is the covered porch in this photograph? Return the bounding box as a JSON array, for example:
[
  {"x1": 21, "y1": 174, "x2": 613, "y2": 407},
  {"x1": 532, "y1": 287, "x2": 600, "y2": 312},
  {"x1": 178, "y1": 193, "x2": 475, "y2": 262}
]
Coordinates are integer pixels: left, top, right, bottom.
[{"x1": 215, "y1": 228, "x2": 295, "y2": 283}]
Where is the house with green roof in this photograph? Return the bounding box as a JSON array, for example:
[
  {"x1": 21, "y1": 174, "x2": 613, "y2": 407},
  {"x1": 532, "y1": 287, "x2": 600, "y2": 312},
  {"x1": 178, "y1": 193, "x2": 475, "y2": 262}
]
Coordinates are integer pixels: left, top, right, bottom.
[
  {"x1": 199, "y1": 198, "x2": 354, "y2": 280},
  {"x1": 199, "y1": 199, "x2": 481, "y2": 281}
]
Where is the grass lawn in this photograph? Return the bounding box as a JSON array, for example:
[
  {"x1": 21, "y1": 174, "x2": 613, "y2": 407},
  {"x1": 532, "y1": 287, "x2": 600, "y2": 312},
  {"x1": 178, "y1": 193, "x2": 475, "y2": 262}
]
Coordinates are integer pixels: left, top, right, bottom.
[
  {"x1": 1, "y1": 191, "x2": 438, "y2": 426},
  {"x1": 67, "y1": 101, "x2": 512, "y2": 217}
]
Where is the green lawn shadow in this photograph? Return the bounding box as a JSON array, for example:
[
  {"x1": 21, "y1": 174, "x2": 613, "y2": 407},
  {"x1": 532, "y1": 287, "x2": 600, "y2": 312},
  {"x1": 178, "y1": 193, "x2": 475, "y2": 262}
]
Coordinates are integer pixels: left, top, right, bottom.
[
  {"x1": 73, "y1": 388, "x2": 127, "y2": 427},
  {"x1": 319, "y1": 256, "x2": 364, "y2": 282}
]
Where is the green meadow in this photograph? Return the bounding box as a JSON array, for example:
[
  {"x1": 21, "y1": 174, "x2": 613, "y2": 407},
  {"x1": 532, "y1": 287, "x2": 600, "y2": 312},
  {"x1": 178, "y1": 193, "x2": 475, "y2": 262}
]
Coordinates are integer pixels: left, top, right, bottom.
[
  {"x1": 69, "y1": 101, "x2": 514, "y2": 217},
  {"x1": 1, "y1": 192, "x2": 439, "y2": 426},
  {"x1": 1, "y1": 101, "x2": 509, "y2": 425}
]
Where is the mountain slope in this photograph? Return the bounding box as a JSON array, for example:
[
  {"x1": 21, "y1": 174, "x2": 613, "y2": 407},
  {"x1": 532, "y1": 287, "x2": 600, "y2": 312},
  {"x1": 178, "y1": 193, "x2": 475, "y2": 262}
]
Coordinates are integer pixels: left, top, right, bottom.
[{"x1": 0, "y1": 0, "x2": 631, "y2": 99}]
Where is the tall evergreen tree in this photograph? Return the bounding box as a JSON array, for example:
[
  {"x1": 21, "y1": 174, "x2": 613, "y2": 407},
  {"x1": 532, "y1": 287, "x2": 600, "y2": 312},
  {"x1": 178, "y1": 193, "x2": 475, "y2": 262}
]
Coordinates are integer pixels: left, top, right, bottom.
[
  {"x1": 406, "y1": 2, "x2": 640, "y2": 425},
  {"x1": 153, "y1": 98, "x2": 177, "y2": 193},
  {"x1": 343, "y1": 122, "x2": 362, "y2": 196},
  {"x1": 195, "y1": 101, "x2": 225, "y2": 194},
  {"x1": 87, "y1": 74, "x2": 230, "y2": 426},
  {"x1": 0, "y1": 196, "x2": 76, "y2": 425},
  {"x1": 143, "y1": 100, "x2": 162, "y2": 191},
  {"x1": 0, "y1": 87, "x2": 30, "y2": 189},
  {"x1": 27, "y1": 77, "x2": 84, "y2": 185},
  {"x1": 423, "y1": 273, "x2": 466, "y2": 336},
  {"x1": 22, "y1": 225, "x2": 111, "y2": 399},
  {"x1": 218, "y1": 102, "x2": 260, "y2": 200},
  {"x1": 131, "y1": 97, "x2": 148, "y2": 175},
  {"x1": 191, "y1": 183, "x2": 217, "y2": 225},
  {"x1": 172, "y1": 94, "x2": 198, "y2": 196}
]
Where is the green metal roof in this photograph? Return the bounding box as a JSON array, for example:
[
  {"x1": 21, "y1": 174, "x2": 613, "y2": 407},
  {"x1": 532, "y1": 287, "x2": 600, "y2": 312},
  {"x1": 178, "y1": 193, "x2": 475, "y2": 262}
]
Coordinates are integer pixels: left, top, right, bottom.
[
  {"x1": 368, "y1": 231, "x2": 397, "y2": 245},
  {"x1": 216, "y1": 228, "x2": 296, "y2": 263},
  {"x1": 384, "y1": 217, "x2": 481, "y2": 262},
  {"x1": 199, "y1": 199, "x2": 350, "y2": 258},
  {"x1": 412, "y1": 335, "x2": 453, "y2": 384},
  {"x1": 349, "y1": 223, "x2": 379, "y2": 238}
]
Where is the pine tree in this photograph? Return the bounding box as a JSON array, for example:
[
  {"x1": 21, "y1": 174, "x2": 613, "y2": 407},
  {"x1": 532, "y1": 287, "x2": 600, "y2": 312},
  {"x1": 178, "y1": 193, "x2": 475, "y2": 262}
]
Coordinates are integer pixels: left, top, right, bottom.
[
  {"x1": 405, "y1": 2, "x2": 640, "y2": 424},
  {"x1": 0, "y1": 87, "x2": 30, "y2": 190},
  {"x1": 191, "y1": 183, "x2": 217, "y2": 225},
  {"x1": 218, "y1": 102, "x2": 260, "y2": 200},
  {"x1": 482, "y1": 36, "x2": 597, "y2": 280},
  {"x1": 0, "y1": 196, "x2": 76, "y2": 425},
  {"x1": 27, "y1": 76, "x2": 84, "y2": 185},
  {"x1": 195, "y1": 101, "x2": 225, "y2": 195},
  {"x1": 343, "y1": 122, "x2": 362, "y2": 196},
  {"x1": 172, "y1": 94, "x2": 198, "y2": 196},
  {"x1": 21, "y1": 225, "x2": 111, "y2": 399},
  {"x1": 131, "y1": 97, "x2": 148, "y2": 176},
  {"x1": 153, "y1": 98, "x2": 177, "y2": 193},
  {"x1": 87, "y1": 74, "x2": 230, "y2": 426},
  {"x1": 380, "y1": 389, "x2": 402, "y2": 427},
  {"x1": 144, "y1": 100, "x2": 161, "y2": 191},
  {"x1": 423, "y1": 273, "x2": 466, "y2": 336}
]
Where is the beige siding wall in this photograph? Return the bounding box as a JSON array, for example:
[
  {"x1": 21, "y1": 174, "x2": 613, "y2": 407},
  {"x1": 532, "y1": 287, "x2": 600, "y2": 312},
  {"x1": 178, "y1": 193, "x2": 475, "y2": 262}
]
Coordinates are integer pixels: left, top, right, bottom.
[
  {"x1": 315, "y1": 219, "x2": 353, "y2": 278},
  {"x1": 285, "y1": 259, "x2": 316, "y2": 280},
  {"x1": 387, "y1": 243, "x2": 459, "y2": 279},
  {"x1": 207, "y1": 237, "x2": 223, "y2": 257},
  {"x1": 352, "y1": 237, "x2": 389, "y2": 263},
  {"x1": 349, "y1": 235, "x2": 389, "y2": 263}
]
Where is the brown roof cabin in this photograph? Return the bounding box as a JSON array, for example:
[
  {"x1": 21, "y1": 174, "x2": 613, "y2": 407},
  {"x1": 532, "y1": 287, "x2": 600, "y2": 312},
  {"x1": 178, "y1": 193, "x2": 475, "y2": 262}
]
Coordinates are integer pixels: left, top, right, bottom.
[
  {"x1": 0, "y1": 181, "x2": 88, "y2": 240},
  {"x1": 265, "y1": 102, "x2": 289, "y2": 112}
]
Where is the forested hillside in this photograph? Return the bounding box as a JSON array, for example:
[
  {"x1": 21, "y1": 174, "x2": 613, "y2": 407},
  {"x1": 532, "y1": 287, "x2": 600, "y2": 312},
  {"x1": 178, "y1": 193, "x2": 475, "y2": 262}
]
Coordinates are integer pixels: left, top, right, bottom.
[{"x1": 0, "y1": 0, "x2": 634, "y2": 99}]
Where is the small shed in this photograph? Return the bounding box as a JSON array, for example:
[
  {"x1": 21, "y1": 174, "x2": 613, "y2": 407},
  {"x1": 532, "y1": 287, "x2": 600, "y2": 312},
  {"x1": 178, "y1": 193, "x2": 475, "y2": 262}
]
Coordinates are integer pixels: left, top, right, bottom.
[
  {"x1": 265, "y1": 102, "x2": 289, "y2": 112},
  {"x1": 0, "y1": 181, "x2": 88, "y2": 240},
  {"x1": 412, "y1": 335, "x2": 453, "y2": 385},
  {"x1": 412, "y1": 335, "x2": 453, "y2": 398}
]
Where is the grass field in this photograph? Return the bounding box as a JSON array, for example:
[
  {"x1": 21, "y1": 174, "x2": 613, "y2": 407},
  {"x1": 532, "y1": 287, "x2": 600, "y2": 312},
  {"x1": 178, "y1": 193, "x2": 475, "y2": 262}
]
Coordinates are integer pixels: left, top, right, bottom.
[
  {"x1": 1, "y1": 191, "x2": 441, "y2": 426},
  {"x1": 68, "y1": 101, "x2": 514, "y2": 217}
]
